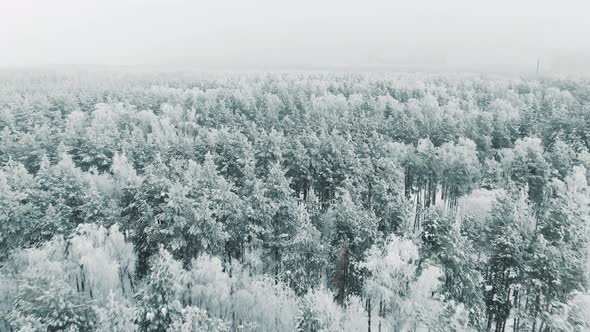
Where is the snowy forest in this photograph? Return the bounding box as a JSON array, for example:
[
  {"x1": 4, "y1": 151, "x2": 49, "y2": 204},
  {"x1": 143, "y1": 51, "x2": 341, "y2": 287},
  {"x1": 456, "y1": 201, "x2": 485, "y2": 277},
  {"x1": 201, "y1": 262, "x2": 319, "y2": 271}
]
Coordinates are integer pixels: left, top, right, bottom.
[{"x1": 1, "y1": 70, "x2": 590, "y2": 332}]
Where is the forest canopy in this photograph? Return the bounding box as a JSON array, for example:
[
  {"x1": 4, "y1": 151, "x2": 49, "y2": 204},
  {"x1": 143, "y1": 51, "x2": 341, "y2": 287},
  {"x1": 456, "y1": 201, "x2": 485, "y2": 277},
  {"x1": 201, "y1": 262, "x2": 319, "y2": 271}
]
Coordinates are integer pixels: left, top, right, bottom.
[{"x1": 1, "y1": 70, "x2": 590, "y2": 331}]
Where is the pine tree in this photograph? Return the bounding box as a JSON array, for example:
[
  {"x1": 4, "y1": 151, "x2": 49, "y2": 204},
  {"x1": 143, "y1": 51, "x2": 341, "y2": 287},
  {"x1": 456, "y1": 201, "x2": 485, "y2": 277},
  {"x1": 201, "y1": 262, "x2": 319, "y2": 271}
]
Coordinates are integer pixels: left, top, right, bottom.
[
  {"x1": 157, "y1": 181, "x2": 227, "y2": 266},
  {"x1": 324, "y1": 188, "x2": 379, "y2": 303},
  {"x1": 281, "y1": 204, "x2": 326, "y2": 295},
  {"x1": 483, "y1": 191, "x2": 534, "y2": 332},
  {"x1": 134, "y1": 246, "x2": 183, "y2": 332},
  {"x1": 123, "y1": 156, "x2": 171, "y2": 278}
]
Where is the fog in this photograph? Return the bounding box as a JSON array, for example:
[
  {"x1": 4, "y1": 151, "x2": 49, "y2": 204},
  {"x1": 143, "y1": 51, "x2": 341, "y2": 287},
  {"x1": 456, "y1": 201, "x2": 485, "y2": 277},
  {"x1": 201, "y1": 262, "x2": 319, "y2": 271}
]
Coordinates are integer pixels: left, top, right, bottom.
[{"x1": 1, "y1": 0, "x2": 589, "y2": 73}]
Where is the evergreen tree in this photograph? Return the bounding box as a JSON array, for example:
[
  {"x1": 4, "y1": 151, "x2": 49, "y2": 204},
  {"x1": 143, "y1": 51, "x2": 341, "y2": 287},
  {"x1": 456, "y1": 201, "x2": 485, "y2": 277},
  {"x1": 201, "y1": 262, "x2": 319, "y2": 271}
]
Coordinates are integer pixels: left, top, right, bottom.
[
  {"x1": 281, "y1": 204, "x2": 326, "y2": 295},
  {"x1": 324, "y1": 188, "x2": 379, "y2": 303},
  {"x1": 134, "y1": 246, "x2": 183, "y2": 332}
]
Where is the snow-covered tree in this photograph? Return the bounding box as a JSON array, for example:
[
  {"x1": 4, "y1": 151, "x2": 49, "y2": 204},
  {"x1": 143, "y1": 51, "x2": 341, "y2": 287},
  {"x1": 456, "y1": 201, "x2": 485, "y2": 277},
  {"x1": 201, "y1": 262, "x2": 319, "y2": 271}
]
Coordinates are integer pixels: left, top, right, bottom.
[{"x1": 134, "y1": 246, "x2": 183, "y2": 332}]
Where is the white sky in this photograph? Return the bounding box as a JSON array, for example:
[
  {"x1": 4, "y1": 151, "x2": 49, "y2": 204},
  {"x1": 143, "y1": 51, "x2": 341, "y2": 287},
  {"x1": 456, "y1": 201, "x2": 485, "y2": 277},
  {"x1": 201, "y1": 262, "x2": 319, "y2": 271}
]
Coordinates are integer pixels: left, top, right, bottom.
[{"x1": 1, "y1": 0, "x2": 589, "y2": 72}]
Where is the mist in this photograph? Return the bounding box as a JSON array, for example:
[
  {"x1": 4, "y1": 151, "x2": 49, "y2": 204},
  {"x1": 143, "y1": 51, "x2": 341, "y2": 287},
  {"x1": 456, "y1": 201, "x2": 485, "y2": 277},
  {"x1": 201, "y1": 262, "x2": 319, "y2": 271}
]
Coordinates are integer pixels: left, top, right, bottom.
[{"x1": 1, "y1": 0, "x2": 589, "y2": 74}]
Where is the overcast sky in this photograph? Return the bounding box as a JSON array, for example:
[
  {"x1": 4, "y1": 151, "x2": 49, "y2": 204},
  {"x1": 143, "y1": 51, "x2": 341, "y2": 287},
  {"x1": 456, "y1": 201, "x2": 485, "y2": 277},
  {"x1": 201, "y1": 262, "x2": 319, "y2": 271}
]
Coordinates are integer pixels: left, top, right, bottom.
[{"x1": 1, "y1": 0, "x2": 589, "y2": 73}]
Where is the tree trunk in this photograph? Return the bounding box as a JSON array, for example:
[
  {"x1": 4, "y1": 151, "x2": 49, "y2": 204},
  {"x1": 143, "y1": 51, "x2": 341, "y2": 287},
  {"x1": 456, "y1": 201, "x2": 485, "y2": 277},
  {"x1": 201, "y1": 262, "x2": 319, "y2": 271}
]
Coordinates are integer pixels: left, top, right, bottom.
[
  {"x1": 367, "y1": 298, "x2": 372, "y2": 332},
  {"x1": 487, "y1": 313, "x2": 494, "y2": 332},
  {"x1": 531, "y1": 292, "x2": 540, "y2": 332},
  {"x1": 379, "y1": 299, "x2": 383, "y2": 332},
  {"x1": 431, "y1": 180, "x2": 437, "y2": 206},
  {"x1": 513, "y1": 290, "x2": 519, "y2": 332},
  {"x1": 404, "y1": 168, "x2": 412, "y2": 199},
  {"x1": 335, "y1": 243, "x2": 350, "y2": 304},
  {"x1": 414, "y1": 189, "x2": 422, "y2": 230}
]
